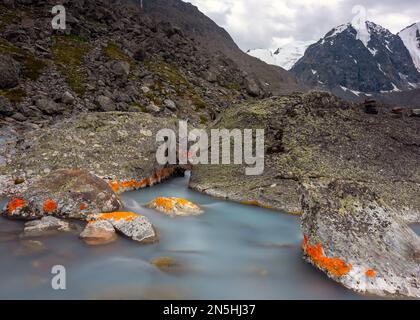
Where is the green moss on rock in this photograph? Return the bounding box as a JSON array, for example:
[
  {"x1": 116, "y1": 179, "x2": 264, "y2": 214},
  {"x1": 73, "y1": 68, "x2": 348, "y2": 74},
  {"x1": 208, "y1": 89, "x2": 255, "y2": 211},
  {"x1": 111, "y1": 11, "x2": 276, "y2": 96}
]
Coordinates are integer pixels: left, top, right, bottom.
[
  {"x1": 0, "y1": 87, "x2": 26, "y2": 104},
  {"x1": 52, "y1": 35, "x2": 92, "y2": 96},
  {"x1": 0, "y1": 41, "x2": 47, "y2": 81}
]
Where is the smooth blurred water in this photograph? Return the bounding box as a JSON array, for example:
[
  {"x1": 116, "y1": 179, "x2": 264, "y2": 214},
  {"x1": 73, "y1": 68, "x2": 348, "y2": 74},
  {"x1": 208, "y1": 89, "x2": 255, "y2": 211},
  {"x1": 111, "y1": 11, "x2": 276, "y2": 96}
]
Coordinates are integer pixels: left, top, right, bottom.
[
  {"x1": 0, "y1": 173, "x2": 365, "y2": 300},
  {"x1": 411, "y1": 224, "x2": 420, "y2": 236}
]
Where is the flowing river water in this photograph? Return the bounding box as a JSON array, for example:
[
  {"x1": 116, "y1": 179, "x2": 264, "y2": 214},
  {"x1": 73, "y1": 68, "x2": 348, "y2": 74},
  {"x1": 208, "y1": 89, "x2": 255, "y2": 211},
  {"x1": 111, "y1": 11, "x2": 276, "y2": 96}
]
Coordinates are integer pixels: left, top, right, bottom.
[{"x1": 0, "y1": 172, "x2": 396, "y2": 300}]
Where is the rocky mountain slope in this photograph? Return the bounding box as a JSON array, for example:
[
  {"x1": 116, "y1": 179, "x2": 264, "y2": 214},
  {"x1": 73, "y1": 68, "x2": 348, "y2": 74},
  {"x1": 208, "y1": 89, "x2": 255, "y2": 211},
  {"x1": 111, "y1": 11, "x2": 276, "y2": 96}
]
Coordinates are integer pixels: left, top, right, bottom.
[
  {"x1": 247, "y1": 40, "x2": 315, "y2": 70},
  {"x1": 291, "y1": 21, "x2": 420, "y2": 95},
  {"x1": 0, "y1": 0, "x2": 302, "y2": 129}
]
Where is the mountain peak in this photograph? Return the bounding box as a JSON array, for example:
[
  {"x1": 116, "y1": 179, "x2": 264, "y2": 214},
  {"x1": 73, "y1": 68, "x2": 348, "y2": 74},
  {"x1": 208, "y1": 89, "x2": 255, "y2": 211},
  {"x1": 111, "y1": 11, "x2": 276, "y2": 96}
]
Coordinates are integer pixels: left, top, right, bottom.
[
  {"x1": 292, "y1": 20, "x2": 420, "y2": 94},
  {"x1": 398, "y1": 22, "x2": 420, "y2": 72}
]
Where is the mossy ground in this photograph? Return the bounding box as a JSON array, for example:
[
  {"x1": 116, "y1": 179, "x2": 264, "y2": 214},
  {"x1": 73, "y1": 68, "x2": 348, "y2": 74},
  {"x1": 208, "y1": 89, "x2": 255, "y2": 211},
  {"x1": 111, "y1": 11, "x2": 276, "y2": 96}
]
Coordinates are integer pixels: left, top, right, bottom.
[
  {"x1": 0, "y1": 41, "x2": 47, "y2": 81},
  {"x1": 104, "y1": 41, "x2": 134, "y2": 66},
  {"x1": 0, "y1": 88, "x2": 26, "y2": 104},
  {"x1": 52, "y1": 35, "x2": 92, "y2": 96},
  {"x1": 145, "y1": 59, "x2": 207, "y2": 110}
]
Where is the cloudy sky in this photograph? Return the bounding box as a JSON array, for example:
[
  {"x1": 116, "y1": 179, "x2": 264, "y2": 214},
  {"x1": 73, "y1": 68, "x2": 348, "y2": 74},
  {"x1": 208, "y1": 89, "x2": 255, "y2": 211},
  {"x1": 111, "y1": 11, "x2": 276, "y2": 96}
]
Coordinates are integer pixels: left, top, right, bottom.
[{"x1": 184, "y1": 0, "x2": 420, "y2": 50}]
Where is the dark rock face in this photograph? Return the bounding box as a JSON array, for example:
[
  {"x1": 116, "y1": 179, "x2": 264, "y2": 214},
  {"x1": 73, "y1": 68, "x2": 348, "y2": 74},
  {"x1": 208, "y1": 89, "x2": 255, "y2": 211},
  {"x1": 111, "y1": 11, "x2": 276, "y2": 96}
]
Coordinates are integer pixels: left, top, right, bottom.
[
  {"x1": 291, "y1": 22, "x2": 420, "y2": 93},
  {"x1": 1, "y1": 169, "x2": 122, "y2": 220},
  {"x1": 0, "y1": 54, "x2": 20, "y2": 89},
  {"x1": 21, "y1": 216, "x2": 78, "y2": 238},
  {"x1": 301, "y1": 180, "x2": 420, "y2": 298}
]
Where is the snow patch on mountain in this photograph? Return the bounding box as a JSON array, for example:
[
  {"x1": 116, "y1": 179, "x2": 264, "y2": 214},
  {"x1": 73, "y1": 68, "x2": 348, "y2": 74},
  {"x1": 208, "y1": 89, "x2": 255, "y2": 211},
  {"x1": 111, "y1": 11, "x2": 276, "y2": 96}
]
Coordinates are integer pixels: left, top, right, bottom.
[
  {"x1": 247, "y1": 40, "x2": 315, "y2": 70},
  {"x1": 398, "y1": 22, "x2": 420, "y2": 72},
  {"x1": 352, "y1": 20, "x2": 371, "y2": 47}
]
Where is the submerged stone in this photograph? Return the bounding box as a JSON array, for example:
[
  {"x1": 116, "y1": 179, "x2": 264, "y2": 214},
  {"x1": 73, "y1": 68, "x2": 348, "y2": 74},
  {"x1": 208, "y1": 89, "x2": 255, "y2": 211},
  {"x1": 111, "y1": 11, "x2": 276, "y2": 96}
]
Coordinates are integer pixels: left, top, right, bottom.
[
  {"x1": 79, "y1": 220, "x2": 117, "y2": 246},
  {"x1": 21, "y1": 216, "x2": 75, "y2": 238}
]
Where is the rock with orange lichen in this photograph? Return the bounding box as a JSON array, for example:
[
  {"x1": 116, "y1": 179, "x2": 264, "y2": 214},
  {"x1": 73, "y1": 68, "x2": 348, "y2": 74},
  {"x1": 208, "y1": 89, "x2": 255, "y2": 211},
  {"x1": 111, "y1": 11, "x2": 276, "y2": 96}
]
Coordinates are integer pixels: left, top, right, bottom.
[
  {"x1": 87, "y1": 212, "x2": 158, "y2": 244},
  {"x1": 301, "y1": 179, "x2": 420, "y2": 299},
  {"x1": 1, "y1": 169, "x2": 122, "y2": 220},
  {"x1": 147, "y1": 197, "x2": 203, "y2": 217},
  {"x1": 79, "y1": 220, "x2": 117, "y2": 246}
]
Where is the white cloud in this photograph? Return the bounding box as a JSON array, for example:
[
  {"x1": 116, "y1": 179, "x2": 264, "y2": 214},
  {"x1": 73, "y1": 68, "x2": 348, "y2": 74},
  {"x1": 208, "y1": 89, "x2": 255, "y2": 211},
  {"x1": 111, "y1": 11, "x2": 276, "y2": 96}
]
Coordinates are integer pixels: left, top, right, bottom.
[{"x1": 185, "y1": 0, "x2": 420, "y2": 50}]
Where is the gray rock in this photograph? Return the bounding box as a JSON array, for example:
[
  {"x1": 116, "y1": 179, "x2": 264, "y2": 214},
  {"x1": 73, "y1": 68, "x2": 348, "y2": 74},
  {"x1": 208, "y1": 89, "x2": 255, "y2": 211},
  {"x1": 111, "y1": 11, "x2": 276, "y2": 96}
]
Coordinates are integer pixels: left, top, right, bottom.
[
  {"x1": 36, "y1": 98, "x2": 65, "y2": 115},
  {"x1": 96, "y1": 95, "x2": 115, "y2": 111},
  {"x1": 146, "y1": 102, "x2": 160, "y2": 113},
  {"x1": 87, "y1": 212, "x2": 159, "y2": 244},
  {"x1": 112, "y1": 61, "x2": 130, "y2": 77},
  {"x1": 411, "y1": 109, "x2": 420, "y2": 117},
  {"x1": 0, "y1": 96, "x2": 14, "y2": 116},
  {"x1": 164, "y1": 99, "x2": 177, "y2": 111},
  {"x1": 244, "y1": 77, "x2": 261, "y2": 97},
  {"x1": 11, "y1": 112, "x2": 26, "y2": 122},
  {"x1": 0, "y1": 54, "x2": 20, "y2": 89},
  {"x1": 62, "y1": 91, "x2": 75, "y2": 105},
  {"x1": 2, "y1": 169, "x2": 122, "y2": 220},
  {"x1": 21, "y1": 216, "x2": 73, "y2": 238}
]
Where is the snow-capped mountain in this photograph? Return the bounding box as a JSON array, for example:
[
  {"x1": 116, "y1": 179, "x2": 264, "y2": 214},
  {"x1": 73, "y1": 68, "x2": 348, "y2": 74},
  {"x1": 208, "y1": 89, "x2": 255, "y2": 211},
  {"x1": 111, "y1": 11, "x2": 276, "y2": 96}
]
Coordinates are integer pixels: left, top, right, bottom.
[
  {"x1": 291, "y1": 21, "x2": 420, "y2": 94},
  {"x1": 398, "y1": 22, "x2": 420, "y2": 72},
  {"x1": 247, "y1": 40, "x2": 314, "y2": 70}
]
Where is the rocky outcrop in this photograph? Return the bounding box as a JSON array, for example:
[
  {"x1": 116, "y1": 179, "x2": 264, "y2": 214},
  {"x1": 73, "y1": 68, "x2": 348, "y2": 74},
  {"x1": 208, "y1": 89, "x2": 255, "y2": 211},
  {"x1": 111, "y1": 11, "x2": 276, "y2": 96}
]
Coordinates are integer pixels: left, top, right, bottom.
[
  {"x1": 190, "y1": 91, "x2": 420, "y2": 221},
  {"x1": 87, "y1": 212, "x2": 159, "y2": 244},
  {"x1": 1, "y1": 169, "x2": 122, "y2": 220},
  {"x1": 147, "y1": 197, "x2": 203, "y2": 217},
  {"x1": 301, "y1": 180, "x2": 420, "y2": 298},
  {"x1": 0, "y1": 112, "x2": 185, "y2": 195}
]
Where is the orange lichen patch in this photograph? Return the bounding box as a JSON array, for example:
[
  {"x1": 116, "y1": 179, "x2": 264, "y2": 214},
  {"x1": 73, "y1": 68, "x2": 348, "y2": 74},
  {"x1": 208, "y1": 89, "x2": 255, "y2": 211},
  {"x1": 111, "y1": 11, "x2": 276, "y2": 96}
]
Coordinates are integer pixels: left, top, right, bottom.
[
  {"x1": 365, "y1": 269, "x2": 376, "y2": 278},
  {"x1": 153, "y1": 197, "x2": 176, "y2": 211},
  {"x1": 240, "y1": 200, "x2": 273, "y2": 209},
  {"x1": 91, "y1": 212, "x2": 138, "y2": 222},
  {"x1": 108, "y1": 181, "x2": 120, "y2": 193},
  {"x1": 7, "y1": 198, "x2": 27, "y2": 214},
  {"x1": 80, "y1": 203, "x2": 87, "y2": 211},
  {"x1": 43, "y1": 199, "x2": 57, "y2": 213},
  {"x1": 107, "y1": 168, "x2": 177, "y2": 194},
  {"x1": 303, "y1": 235, "x2": 352, "y2": 277}
]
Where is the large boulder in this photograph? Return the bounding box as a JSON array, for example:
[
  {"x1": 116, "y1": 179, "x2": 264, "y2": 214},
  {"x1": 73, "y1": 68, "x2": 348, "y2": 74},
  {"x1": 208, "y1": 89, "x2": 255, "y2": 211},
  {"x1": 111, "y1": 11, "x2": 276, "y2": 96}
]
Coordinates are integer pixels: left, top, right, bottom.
[
  {"x1": 300, "y1": 179, "x2": 420, "y2": 299},
  {"x1": 1, "y1": 169, "x2": 122, "y2": 220},
  {"x1": 0, "y1": 112, "x2": 185, "y2": 195},
  {"x1": 190, "y1": 91, "x2": 420, "y2": 220},
  {"x1": 0, "y1": 54, "x2": 20, "y2": 89}
]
